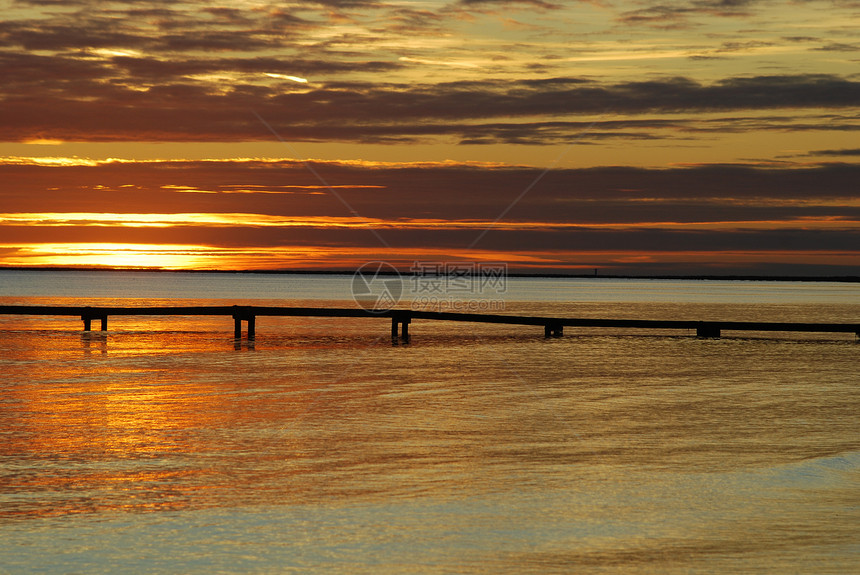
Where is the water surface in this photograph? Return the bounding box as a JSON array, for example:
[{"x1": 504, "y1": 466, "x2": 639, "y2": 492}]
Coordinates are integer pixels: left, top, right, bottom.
[{"x1": 1, "y1": 271, "x2": 858, "y2": 573}]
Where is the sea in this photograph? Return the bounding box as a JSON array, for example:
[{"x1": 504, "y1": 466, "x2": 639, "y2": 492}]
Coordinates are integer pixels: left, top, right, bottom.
[{"x1": 0, "y1": 269, "x2": 858, "y2": 574}]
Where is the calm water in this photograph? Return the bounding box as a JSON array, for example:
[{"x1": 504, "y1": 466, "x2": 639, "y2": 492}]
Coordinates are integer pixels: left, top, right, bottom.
[{"x1": 1, "y1": 271, "x2": 858, "y2": 574}]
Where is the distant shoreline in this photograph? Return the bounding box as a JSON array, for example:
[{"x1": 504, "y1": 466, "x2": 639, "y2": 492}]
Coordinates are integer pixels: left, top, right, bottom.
[{"x1": 1, "y1": 266, "x2": 858, "y2": 283}]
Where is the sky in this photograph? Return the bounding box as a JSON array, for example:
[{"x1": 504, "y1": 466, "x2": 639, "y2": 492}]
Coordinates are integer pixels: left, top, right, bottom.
[{"x1": 0, "y1": 0, "x2": 858, "y2": 274}]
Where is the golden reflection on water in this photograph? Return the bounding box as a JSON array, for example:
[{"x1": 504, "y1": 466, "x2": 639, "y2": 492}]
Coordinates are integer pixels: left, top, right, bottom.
[
  {"x1": 1, "y1": 336, "x2": 227, "y2": 518},
  {"x1": 0, "y1": 296, "x2": 858, "y2": 573}
]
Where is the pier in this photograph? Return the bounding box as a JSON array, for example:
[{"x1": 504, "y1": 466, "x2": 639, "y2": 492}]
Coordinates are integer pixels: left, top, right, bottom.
[{"x1": 0, "y1": 305, "x2": 857, "y2": 341}]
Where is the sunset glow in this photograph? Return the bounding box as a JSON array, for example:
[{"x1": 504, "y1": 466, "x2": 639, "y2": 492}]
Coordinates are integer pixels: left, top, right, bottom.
[
  {"x1": 4, "y1": 243, "x2": 219, "y2": 270},
  {"x1": 0, "y1": 0, "x2": 857, "y2": 274}
]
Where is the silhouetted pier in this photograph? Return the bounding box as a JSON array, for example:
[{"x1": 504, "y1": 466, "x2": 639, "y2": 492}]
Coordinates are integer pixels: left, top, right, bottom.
[{"x1": 0, "y1": 305, "x2": 857, "y2": 342}]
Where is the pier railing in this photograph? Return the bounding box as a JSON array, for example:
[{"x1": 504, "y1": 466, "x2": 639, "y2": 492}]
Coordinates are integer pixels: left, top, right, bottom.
[{"x1": 0, "y1": 305, "x2": 857, "y2": 341}]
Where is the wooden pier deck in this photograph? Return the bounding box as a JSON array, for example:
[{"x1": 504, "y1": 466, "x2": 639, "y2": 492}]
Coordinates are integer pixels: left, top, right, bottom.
[{"x1": 0, "y1": 305, "x2": 857, "y2": 341}]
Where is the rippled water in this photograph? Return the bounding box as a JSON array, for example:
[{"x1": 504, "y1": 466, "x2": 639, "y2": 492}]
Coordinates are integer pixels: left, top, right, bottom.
[{"x1": 1, "y1": 271, "x2": 858, "y2": 573}]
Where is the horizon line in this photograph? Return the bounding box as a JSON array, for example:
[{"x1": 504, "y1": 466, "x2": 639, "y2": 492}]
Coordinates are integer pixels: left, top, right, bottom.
[{"x1": 0, "y1": 265, "x2": 857, "y2": 283}]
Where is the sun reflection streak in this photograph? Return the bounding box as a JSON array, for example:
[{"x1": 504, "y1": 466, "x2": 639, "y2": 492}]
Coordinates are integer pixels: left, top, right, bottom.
[{"x1": 0, "y1": 325, "x2": 267, "y2": 518}]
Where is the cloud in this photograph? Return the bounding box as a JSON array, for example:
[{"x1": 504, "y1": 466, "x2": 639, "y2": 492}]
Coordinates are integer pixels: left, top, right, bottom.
[
  {"x1": 616, "y1": 5, "x2": 697, "y2": 29},
  {"x1": 1, "y1": 72, "x2": 857, "y2": 143},
  {"x1": 3, "y1": 0, "x2": 856, "y2": 150},
  {"x1": 1, "y1": 0, "x2": 856, "y2": 274},
  {"x1": 616, "y1": 0, "x2": 758, "y2": 28},
  {"x1": 399, "y1": 56, "x2": 482, "y2": 69},
  {"x1": 264, "y1": 73, "x2": 309, "y2": 83},
  {"x1": 110, "y1": 55, "x2": 400, "y2": 79},
  {"x1": 455, "y1": 0, "x2": 561, "y2": 8},
  {"x1": 0, "y1": 159, "x2": 856, "y2": 272},
  {"x1": 383, "y1": 7, "x2": 445, "y2": 31},
  {"x1": 1, "y1": 158, "x2": 856, "y2": 220},
  {"x1": 782, "y1": 36, "x2": 820, "y2": 43},
  {"x1": 0, "y1": 1, "x2": 385, "y2": 55},
  {"x1": 809, "y1": 148, "x2": 860, "y2": 156},
  {"x1": 814, "y1": 42, "x2": 860, "y2": 52}
]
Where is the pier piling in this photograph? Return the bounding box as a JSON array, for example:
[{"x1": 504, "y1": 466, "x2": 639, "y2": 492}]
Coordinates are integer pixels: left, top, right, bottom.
[
  {"x1": 545, "y1": 323, "x2": 563, "y2": 338},
  {"x1": 231, "y1": 306, "x2": 255, "y2": 339},
  {"x1": 391, "y1": 311, "x2": 411, "y2": 342},
  {"x1": 81, "y1": 309, "x2": 108, "y2": 332},
  {"x1": 697, "y1": 323, "x2": 721, "y2": 338}
]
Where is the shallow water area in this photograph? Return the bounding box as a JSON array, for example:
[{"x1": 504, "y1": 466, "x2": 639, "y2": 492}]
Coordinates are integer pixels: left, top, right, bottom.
[{"x1": 1, "y1": 271, "x2": 858, "y2": 573}]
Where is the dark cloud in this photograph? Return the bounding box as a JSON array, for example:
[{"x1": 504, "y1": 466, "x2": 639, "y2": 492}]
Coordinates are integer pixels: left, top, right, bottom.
[
  {"x1": 110, "y1": 55, "x2": 401, "y2": 78},
  {"x1": 693, "y1": 0, "x2": 757, "y2": 14},
  {"x1": 1, "y1": 159, "x2": 856, "y2": 273},
  {"x1": 814, "y1": 42, "x2": 860, "y2": 52},
  {"x1": 809, "y1": 148, "x2": 860, "y2": 156},
  {"x1": 0, "y1": 1, "x2": 368, "y2": 55},
  {"x1": 617, "y1": 0, "x2": 758, "y2": 27},
  {"x1": 1, "y1": 70, "x2": 857, "y2": 142},
  {"x1": 376, "y1": 8, "x2": 445, "y2": 33},
  {"x1": 456, "y1": 0, "x2": 561, "y2": 7},
  {"x1": 616, "y1": 5, "x2": 696, "y2": 29},
  {"x1": 11, "y1": 0, "x2": 382, "y2": 7},
  {"x1": 1, "y1": 224, "x2": 856, "y2": 255},
  {"x1": 200, "y1": 6, "x2": 258, "y2": 25},
  {"x1": 0, "y1": 18, "x2": 300, "y2": 53},
  {"x1": 294, "y1": 0, "x2": 388, "y2": 7},
  {"x1": 2, "y1": 159, "x2": 856, "y2": 220},
  {"x1": 0, "y1": 51, "x2": 110, "y2": 84},
  {"x1": 0, "y1": 21, "x2": 149, "y2": 51},
  {"x1": 715, "y1": 40, "x2": 773, "y2": 52}
]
